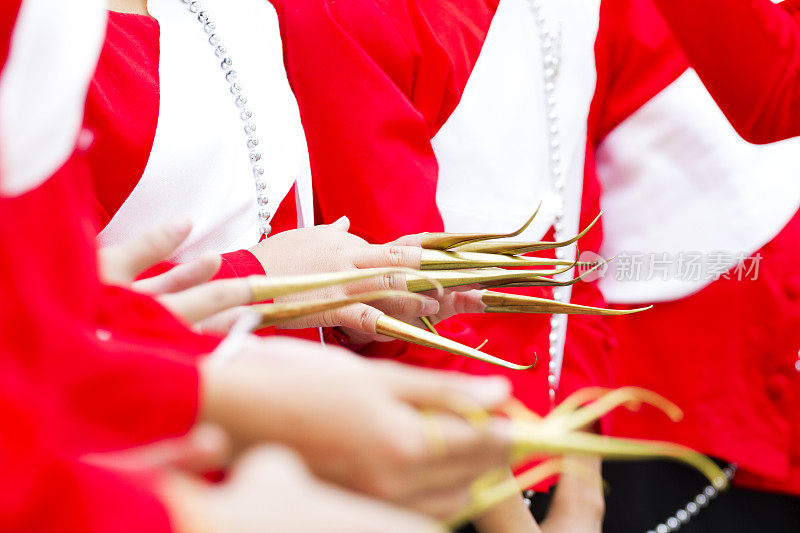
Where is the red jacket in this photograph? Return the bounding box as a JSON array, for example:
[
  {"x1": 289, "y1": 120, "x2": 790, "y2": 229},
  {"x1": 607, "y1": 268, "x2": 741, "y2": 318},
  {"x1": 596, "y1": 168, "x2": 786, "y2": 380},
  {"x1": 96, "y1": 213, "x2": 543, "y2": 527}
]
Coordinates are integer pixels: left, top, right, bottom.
[
  {"x1": 600, "y1": 0, "x2": 800, "y2": 496},
  {"x1": 653, "y1": 0, "x2": 800, "y2": 144},
  {"x1": 85, "y1": 2, "x2": 615, "y2": 422},
  {"x1": 0, "y1": 2, "x2": 221, "y2": 529}
]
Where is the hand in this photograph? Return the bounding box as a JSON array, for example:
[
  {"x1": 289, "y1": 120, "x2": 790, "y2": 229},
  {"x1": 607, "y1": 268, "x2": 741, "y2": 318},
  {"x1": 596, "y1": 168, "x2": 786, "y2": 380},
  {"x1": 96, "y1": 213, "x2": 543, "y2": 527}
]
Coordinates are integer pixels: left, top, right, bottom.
[
  {"x1": 201, "y1": 337, "x2": 514, "y2": 519},
  {"x1": 471, "y1": 470, "x2": 542, "y2": 533},
  {"x1": 98, "y1": 218, "x2": 253, "y2": 326},
  {"x1": 248, "y1": 217, "x2": 485, "y2": 344},
  {"x1": 83, "y1": 424, "x2": 231, "y2": 475},
  {"x1": 539, "y1": 456, "x2": 604, "y2": 533},
  {"x1": 162, "y1": 446, "x2": 445, "y2": 533}
]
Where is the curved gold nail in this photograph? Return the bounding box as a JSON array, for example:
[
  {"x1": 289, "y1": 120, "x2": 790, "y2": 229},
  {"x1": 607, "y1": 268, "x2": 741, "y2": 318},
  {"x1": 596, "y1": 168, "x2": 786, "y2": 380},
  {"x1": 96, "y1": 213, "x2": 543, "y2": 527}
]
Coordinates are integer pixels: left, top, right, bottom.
[
  {"x1": 482, "y1": 291, "x2": 651, "y2": 316},
  {"x1": 375, "y1": 315, "x2": 534, "y2": 370},
  {"x1": 420, "y1": 250, "x2": 581, "y2": 270},
  {"x1": 253, "y1": 290, "x2": 424, "y2": 328},
  {"x1": 511, "y1": 429, "x2": 727, "y2": 489},
  {"x1": 442, "y1": 386, "x2": 723, "y2": 529},
  {"x1": 456, "y1": 212, "x2": 602, "y2": 255},
  {"x1": 248, "y1": 268, "x2": 425, "y2": 303},
  {"x1": 551, "y1": 386, "x2": 683, "y2": 424},
  {"x1": 406, "y1": 264, "x2": 577, "y2": 293},
  {"x1": 495, "y1": 257, "x2": 614, "y2": 289},
  {"x1": 560, "y1": 388, "x2": 683, "y2": 432},
  {"x1": 419, "y1": 204, "x2": 541, "y2": 251}
]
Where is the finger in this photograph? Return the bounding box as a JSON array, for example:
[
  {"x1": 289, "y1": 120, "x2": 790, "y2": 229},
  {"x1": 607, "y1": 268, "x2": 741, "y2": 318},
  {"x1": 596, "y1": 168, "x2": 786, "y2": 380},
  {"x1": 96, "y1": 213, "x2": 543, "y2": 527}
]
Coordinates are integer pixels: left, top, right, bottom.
[
  {"x1": 400, "y1": 487, "x2": 472, "y2": 520},
  {"x1": 230, "y1": 445, "x2": 310, "y2": 482},
  {"x1": 133, "y1": 253, "x2": 222, "y2": 294},
  {"x1": 321, "y1": 302, "x2": 384, "y2": 334},
  {"x1": 428, "y1": 290, "x2": 486, "y2": 323},
  {"x1": 432, "y1": 416, "x2": 512, "y2": 465},
  {"x1": 412, "y1": 416, "x2": 511, "y2": 486},
  {"x1": 314, "y1": 479, "x2": 446, "y2": 533},
  {"x1": 354, "y1": 244, "x2": 423, "y2": 270},
  {"x1": 389, "y1": 233, "x2": 426, "y2": 247},
  {"x1": 82, "y1": 424, "x2": 231, "y2": 475},
  {"x1": 195, "y1": 306, "x2": 251, "y2": 334},
  {"x1": 157, "y1": 278, "x2": 253, "y2": 324},
  {"x1": 329, "y1": 216, "x2": 351, "y2": 231},
  {"x1": 377, "y1": 361, "x2": 512, "y2": 409},
  {"x1": 337, "y1": 270, "x2": 408, "y2": 297},
  {"x1": 367, "y1": 293, "x2": 440, "y2": 320},
  {"x1": 165, "y1": 423, "x2": 232, "y2": 473},
  {"x1": 98, "y1": 216, "x2": 193, "y2": 284}
]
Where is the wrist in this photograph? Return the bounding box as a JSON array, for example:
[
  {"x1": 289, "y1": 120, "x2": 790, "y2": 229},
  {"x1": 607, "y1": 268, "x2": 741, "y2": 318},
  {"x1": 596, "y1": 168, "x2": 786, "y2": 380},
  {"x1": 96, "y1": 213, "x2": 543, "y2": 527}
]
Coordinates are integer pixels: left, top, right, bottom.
[
  {"x1": 547, "y1": 456, "x2": 605, "y2": 522},
  {"x1": 160, "y1": 473, "x2": 220, "y2": 533},
  {"x1": 198, "y1": 361, "x2": 283, "y2": 447},
  {"x1": 548, "y1": 482, "x2": 605, "y2": 522}
]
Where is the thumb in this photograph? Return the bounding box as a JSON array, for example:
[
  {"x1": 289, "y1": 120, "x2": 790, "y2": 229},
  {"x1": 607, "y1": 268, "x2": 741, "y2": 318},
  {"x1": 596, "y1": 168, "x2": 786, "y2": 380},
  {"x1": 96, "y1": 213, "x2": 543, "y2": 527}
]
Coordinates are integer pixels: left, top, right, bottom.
[
  {"x1": 99, "y1": 217, "x2": 193, "y2": 284},
  {"x1": 329, "y1": 216, "x2": 351, "y2": 231}
]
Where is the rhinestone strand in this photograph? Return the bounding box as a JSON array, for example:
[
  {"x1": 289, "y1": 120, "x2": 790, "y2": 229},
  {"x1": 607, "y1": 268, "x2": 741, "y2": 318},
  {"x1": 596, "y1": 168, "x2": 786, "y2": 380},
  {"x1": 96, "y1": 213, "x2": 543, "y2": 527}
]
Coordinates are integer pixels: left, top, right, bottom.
[
  {"x1": 180, "y1": 0, "x2": 272, "y2": 237},
  {"x1": 646, "y1": 464, "x2": 737, "y2": 533},
  {"x1": 525, "y1": 0, "x2": 566, "y2": 405}
]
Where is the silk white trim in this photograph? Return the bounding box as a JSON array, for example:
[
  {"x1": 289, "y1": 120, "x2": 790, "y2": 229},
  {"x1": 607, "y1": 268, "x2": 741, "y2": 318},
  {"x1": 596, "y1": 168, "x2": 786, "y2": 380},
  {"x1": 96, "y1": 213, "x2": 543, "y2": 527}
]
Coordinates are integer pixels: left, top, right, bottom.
[
  {"x1": 431, "y1": 0, "x2": 600, "y2": 384},
  {"x1": 598, "y1": 71, "x2": 800, "y2": 304},
  {"x1": 0, "y1": 0, "x2": 107, "y2": 196},
  {"x1": 99, "y1": 0, "x2": 311, "y2": 261}
]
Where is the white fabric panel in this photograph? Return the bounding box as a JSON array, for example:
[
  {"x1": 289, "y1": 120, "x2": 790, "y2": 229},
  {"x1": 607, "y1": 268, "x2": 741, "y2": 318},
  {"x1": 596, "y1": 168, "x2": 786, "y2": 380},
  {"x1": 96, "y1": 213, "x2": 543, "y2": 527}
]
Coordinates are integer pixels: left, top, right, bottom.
[
  {"x1": 99, "y1": 0, "x2": 310, "y2": 261},
  {"x1": 598, "y1": 71, "x2": 800, "y2": 303},
  {"x1": 433, "y1": 0, "x2": 598, "y2": 244},
  {"x1": 0, "y1": 0, "x2": 107, "y2": 196},
  {"x1": 431, "y1": 0, "x2": 600, "y2": 384}
]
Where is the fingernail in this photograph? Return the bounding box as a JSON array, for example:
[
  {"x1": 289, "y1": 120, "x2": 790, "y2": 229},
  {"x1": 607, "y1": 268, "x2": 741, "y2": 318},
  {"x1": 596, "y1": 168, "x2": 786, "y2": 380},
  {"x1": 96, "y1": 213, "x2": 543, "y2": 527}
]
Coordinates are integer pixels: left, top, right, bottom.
[
  {"x1": 460, "y1": 377, "x2": 512, "y2": 406},
  {"x1": 167, "y1": 216, "x2": 192, "y2": 239},
  {"x1": 421, "y1": 298, "x2": 440, "y2": 315}
]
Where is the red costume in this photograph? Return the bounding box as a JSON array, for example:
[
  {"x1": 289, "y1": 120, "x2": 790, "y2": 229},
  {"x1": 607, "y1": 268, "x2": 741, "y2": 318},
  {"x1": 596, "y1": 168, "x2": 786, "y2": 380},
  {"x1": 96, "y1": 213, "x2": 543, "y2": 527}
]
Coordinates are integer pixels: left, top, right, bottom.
[
  {"x1": 596, "y1": 0, "x2": 800, "y2": 500},
  {"x1": 0, "y1": 1, "x2": 222, "y2": 529},
  {"x1": 85, "y1": 0, "x2": 617, "y2": 425},
  {"x1": 653, "y1": 0, "x2": 800, "y2": 144},
  {"x1": 84, "y1": 4, "x2": 800, "y2": 503}
]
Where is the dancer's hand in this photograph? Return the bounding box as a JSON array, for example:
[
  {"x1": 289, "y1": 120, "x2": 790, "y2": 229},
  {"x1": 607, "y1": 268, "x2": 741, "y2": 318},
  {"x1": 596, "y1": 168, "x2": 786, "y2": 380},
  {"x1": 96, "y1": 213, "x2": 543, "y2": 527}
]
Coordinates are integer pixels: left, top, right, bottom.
[
  {"x1": 248, "y1": 217, "x2": 485, "y2": 344},
  {"x1": 162, "y1": 446, "x2": 445, "y2": 533},
  {"x1": 539, "y1": 456, "x2": 604, "y2": 533},
  {"x1": 201, "y1": 337, "x2": 513, "y2": 519},
  {"x1": 98, "y1": 218, "x2": 253, "y2": 325}
]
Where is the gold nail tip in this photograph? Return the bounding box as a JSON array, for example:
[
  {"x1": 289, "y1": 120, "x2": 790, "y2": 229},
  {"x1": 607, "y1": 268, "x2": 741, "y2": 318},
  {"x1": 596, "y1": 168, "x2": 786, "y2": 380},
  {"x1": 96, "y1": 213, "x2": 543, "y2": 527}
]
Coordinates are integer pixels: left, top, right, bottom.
[
  {"x1": 484, "y1": 305, "x2": 651, "y2": 316},
  {"x1": 419, "y1": 205, "x2": 541, "y2": 251},
  {"x1": 374, "y1": 315, "x2": 535, "y2": 370},
  {"x1": 456, "y1": 212, "x2": 602, "y2": 254},
  {"x1": 509, "y1": 430, "x2": 724, "y2": 485},
  {"x1": 420, "y1": 250, "x2": 580, "y2": 270},
  {"x1": 552, "y1": 387, "x2": 683, "y2": 425},
  {"x1": 608, "y1": 387, "x2": 683, "y2": 421},
  {"x1": 407, "y1": 264, "x2": 579, "y2": 292}
]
